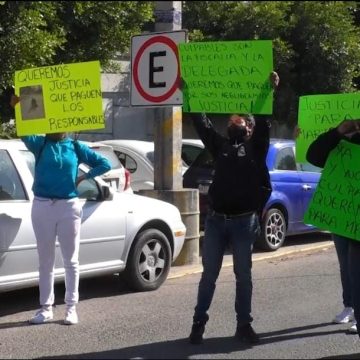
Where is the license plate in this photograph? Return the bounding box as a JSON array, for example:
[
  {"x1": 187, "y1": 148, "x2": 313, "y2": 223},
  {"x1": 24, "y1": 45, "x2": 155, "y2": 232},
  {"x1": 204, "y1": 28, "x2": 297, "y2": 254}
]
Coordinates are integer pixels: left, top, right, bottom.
[
  {"x1": 198, "y1": 183, "x2": 209, "y2": 194},
  {"x1": 106, "y1": 179, "x2": 119, "y2": 190}
]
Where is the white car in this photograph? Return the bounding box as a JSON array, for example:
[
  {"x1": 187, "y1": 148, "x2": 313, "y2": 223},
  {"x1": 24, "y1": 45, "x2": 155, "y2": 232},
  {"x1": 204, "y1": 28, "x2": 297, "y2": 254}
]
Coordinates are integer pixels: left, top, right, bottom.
[
  {"x1": 181, "y1": 139, "x2": 204, "y2": 167},
  {"x1": 0, "y1": 139, "x2": 186, "y2": 292},
  {"x1": 100, "y1": 139, "x2": 204, "y2": 192},
  {"x1": 82, "y1": 141, "x2": 132, "y2": 193}
]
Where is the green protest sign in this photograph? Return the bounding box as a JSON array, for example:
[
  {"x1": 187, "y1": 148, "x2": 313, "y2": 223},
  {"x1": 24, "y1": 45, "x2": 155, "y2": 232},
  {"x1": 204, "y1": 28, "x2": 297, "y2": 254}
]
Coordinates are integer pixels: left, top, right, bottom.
[
  {"x1": 296, "y1": 93, "x2": 360, "y2": 163},
  {"x1": 14, "y1": 61, "x2": 105, "y2": 136},
  {"x1": 179, "y1": 40, "x2": 273, "y2": 114},
  {"x1": 304, "y1": 140, "x2": 360, "y2": 241}
]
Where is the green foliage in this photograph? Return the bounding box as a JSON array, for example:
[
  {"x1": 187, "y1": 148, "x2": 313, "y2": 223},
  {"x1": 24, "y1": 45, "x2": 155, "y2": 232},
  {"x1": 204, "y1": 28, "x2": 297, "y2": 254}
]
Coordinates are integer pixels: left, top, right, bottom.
[
  {"x1": 53, "y1": 1, "x2": 154, "y2": 70},
  {"x1": 290, "y1": 1, "x2": 360, "y2": 93},
  {"x1": 183, "y1": 1, "x2": 360, "y2": 127},
  {"x1": 0, "y1": 1, "x2": 64, "y2": 88},
  {"x1": 0, "y1": 1, "x2": 154, "y2": 127},
  {"x1": 0, "y1": 119, "x2": 16, "y2": 139}
]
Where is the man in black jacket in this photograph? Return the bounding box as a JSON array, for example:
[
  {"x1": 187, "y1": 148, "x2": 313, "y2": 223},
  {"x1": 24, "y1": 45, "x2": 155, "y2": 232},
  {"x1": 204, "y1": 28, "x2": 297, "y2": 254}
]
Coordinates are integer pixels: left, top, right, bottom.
[
  {"x1": 306, "y1": 119, "x2": 360, "y2": 339},
  {"x1": 187, "y1": 72, "x2": 279, "y2": 345}
]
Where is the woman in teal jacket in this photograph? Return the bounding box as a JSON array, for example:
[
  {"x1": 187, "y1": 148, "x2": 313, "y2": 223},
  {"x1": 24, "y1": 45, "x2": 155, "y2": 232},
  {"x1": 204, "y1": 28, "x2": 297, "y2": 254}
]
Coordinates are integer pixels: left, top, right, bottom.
[{"x1": 11, "y1": 95, "x2": 111, "y2": 326}]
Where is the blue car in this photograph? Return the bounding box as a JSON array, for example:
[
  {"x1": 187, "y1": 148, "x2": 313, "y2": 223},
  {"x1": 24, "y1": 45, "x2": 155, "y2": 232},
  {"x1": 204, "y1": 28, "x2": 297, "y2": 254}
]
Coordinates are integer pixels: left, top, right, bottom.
[{"x1": 182, "y1": 138, "x2": 322, "y2": 251}]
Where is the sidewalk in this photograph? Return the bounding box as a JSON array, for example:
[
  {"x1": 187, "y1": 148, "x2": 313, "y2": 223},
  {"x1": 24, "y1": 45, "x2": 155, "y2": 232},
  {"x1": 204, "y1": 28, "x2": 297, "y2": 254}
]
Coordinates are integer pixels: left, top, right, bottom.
[{"x1": 169, "y1": 237, "x2": 334, "y2": 279}]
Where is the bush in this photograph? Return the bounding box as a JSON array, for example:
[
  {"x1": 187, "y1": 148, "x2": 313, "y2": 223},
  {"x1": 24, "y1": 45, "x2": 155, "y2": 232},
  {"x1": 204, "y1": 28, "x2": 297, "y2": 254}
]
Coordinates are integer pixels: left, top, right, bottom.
[{"x1": 0, "y1": 120, "x2": 17, "y2": 139}]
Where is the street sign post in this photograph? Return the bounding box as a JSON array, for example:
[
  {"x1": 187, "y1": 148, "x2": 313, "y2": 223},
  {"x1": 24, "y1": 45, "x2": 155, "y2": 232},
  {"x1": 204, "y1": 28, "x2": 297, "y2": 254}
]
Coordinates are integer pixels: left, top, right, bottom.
[{"x1": 131, "y1": 30, "x2": 186, "y2": 107}]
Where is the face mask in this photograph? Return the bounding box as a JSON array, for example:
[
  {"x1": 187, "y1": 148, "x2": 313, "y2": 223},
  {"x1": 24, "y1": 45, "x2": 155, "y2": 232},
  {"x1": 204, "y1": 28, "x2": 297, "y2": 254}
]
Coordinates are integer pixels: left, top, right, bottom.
[
  {"x1": 46, "y1": 133, "x2": 67, "y2": 142},
  {"x1": 227, "y1": 124, "x2": 247, "y2": 141}
]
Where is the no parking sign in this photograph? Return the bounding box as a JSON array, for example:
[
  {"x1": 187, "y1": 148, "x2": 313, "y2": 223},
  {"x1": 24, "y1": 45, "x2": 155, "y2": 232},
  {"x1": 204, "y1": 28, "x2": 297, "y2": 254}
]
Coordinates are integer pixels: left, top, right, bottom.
[{"x1": 131, "y1": 30, "x2": 187, "y2": 107}]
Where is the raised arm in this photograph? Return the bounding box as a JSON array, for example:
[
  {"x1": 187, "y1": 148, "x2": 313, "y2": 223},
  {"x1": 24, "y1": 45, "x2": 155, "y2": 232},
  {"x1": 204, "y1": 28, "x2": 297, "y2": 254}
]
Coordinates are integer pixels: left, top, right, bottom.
[
  {"x1": 306, "y1": 120, "x2": 360, "y2": 168},
  {"x1": 189, "y1": 113, "x2": 224, "y2": 158}
]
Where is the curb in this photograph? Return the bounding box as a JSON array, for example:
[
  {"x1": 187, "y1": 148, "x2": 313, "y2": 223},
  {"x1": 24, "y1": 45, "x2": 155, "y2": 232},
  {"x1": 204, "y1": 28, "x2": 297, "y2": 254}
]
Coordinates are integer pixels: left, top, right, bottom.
[{"x1": 168, "y1": 241, "x2": 334, "y2": 280}]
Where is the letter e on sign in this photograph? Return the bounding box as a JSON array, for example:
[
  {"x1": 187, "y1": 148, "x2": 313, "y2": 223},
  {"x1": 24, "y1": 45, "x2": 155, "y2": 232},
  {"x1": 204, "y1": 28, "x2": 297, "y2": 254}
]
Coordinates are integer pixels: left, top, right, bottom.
[{"x1": 131, "y1": 30, "x2": 187, "y2": 107}]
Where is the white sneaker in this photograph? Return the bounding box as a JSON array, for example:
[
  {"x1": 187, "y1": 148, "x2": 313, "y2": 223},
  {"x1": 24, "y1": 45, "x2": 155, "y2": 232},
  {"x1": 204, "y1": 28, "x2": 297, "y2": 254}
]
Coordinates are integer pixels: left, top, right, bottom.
[
  {"x1": 29, "y1": 307, "x2": 53, "y2": 325},
  {"x1": 64, "y1": 306, "x2": 78, "y2": 325},
  {"x1": 349, "y1": 321, "x2": 357, "y2": 334},
  {"x1": 333, "y1": 307, "x2": 354, "y2": 324}
]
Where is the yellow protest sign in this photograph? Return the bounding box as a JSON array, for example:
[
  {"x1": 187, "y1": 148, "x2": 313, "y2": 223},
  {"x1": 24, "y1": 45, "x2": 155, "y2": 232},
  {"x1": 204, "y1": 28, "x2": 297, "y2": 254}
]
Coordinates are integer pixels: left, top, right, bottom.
[
  {"x1": 296, "y1": 93, "x2": 360, "y2": 163},
  {"x1": 14, "y1": 61, "x2": 104, "y2": 136},
  {"x1": 304, "y1": 140, "x2": 360, "y2": 241}
]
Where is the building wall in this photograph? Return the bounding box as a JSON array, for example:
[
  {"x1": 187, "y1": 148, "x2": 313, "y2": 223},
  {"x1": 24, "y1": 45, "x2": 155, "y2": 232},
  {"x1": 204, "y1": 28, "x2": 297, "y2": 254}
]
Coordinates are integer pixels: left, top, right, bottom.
[{"x1": 77, "y1": 61, "x2": 156, "y2": 142}]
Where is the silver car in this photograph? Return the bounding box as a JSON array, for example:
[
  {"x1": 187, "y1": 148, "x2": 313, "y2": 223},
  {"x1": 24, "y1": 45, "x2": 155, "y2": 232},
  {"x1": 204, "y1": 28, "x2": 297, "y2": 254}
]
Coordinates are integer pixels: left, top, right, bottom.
[
  {"x1": 82, "y1": 141, "x2": 132, "y2": 193},
  {"x1": 100, "y1": 139, "x2": 204, "y2": 192},
  {"x1": 0, "y1": 139, "x2": 186, "y2": 292}
]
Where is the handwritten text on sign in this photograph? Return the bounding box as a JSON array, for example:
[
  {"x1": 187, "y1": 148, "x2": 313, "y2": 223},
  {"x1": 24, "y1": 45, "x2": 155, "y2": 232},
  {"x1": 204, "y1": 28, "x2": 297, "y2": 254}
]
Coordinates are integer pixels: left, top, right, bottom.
[
  {"x1": 304, "y1": 141, "x2": 360, "y2": 241},
  {"x1": 15, "y1": 61, "x2": 104, "y2": 136},
  {"x1": 296, "y1": 93, "x2": 360, "y2": 163},
  {"x1": 179, "y1": 40, "x2": 274, "y2": 114}
]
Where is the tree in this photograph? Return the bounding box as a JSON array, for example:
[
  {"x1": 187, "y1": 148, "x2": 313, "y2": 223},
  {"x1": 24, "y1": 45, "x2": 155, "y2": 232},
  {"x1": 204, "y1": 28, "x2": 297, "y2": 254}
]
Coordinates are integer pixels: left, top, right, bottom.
[
  {"x1": 182, "y1": 1, "x2": 360, "y2": 130},
  {"x1": 0, "y1": 1, "x2": 154, "y2": 125},
  {"x1": 52, "y1": 1, "x2": 154, "y2": 70},
  {"x1": 350, "y1": 0, "x2": 360, "y2": 87}
]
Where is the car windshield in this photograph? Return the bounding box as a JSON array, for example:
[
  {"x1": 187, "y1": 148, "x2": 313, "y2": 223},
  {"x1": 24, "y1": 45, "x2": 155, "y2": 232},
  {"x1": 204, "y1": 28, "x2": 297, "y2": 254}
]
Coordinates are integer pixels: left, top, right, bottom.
[
  {"x1": 182, "y1": 144, "x2": 204, "y2": 166},
  {"x1": 20, "y1": 150, "x2": 35, "y2": 176},
  {"x1": 146, "y1": 151, "x2": 155, "y2": 165},
  {"x1": 191, "y1": 148, "x2": 214, "y2": 169},
  {"x1": 146, "y1": 150, "x2": 189, "y2": 169},
  {"x1": 91, "y1": 147, "x2": 122, "y2": 170}
]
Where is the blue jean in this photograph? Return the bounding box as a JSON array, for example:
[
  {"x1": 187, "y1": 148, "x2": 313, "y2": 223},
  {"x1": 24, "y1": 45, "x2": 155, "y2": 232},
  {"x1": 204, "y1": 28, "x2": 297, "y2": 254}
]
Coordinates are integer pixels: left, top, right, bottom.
[
  {"x1": 332, "y1": 234, "x2": 352, "y2": 308},
  {"x1": 193, "y1": 211, "x2": 259, "y2": 326}
]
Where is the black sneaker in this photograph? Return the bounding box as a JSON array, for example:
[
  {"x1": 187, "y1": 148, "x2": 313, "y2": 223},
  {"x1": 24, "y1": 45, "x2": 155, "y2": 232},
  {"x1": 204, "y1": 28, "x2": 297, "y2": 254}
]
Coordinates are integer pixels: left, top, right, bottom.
[
  {"x1": 189, "y1": 321, "x2": 205, "y2": 344},
  {"x1": 235, "y1": 323, "x2": 260, "y2": 344}
]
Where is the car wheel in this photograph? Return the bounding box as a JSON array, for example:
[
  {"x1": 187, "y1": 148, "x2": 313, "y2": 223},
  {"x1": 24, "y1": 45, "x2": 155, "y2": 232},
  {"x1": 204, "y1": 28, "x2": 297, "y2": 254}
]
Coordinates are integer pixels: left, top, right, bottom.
[
  {"x1": 256, "y1": 208, "x2": 286, "y2": 251},
  {"x1": 124, "y1": 229, "x2": 172, "y2": 292}
]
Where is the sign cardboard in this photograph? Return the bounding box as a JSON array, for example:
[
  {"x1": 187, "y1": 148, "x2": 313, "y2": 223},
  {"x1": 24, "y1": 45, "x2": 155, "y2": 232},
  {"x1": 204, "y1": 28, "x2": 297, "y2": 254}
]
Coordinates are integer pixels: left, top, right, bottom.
[
  {"x1": 296, "y1": 93, "x2": 360, "y2": 163},
  {"x1": 15, "y1": 61, "x2": 104, "y2": 136},
  {"x1": 304, "y1": 140, "x2": 360, "y2": 241},
  {"x1": 179, "y1": 40, "x2": 274, "y2": 114}
]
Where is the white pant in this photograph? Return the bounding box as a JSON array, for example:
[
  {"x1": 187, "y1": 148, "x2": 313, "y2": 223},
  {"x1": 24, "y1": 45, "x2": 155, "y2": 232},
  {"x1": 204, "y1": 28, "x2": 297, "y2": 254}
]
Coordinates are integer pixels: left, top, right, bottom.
[{"x1": 31, "y1": 197, "x2": 82, "y2": 307}]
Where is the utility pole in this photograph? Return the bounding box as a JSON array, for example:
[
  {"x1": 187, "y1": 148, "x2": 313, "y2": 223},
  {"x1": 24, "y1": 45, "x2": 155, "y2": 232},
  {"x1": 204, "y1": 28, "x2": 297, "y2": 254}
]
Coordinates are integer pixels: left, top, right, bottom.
[{"x1": 140, "y1": 1, "x2": 199, "y2": 265}]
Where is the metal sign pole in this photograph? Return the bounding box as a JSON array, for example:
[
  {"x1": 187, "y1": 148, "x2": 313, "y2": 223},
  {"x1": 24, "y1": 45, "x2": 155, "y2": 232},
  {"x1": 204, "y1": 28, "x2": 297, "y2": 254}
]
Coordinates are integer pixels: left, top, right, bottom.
[{"x1": 140, "y1": 1, "x2": 199, "y2": 265}]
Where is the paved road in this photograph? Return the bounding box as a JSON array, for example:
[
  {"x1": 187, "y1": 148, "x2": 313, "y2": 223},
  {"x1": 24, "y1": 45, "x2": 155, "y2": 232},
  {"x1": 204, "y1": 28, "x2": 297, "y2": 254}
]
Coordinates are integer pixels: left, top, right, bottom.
[
  {"x1": 1, "y1": 234, "x2": 360, "y2": 359},
  {"x1": 169, "y1": 232, "x2": 333, "y2": 279}
]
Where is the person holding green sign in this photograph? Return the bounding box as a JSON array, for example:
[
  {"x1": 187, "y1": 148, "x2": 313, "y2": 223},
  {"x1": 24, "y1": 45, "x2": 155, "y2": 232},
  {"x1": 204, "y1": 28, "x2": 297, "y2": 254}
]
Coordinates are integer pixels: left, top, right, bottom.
[
  {"x1": 306, "y1": 119, "x2": 360, "y2": 337},
  {"x1": 10, "y1": 94, "x2": 111, "y2": 326},
  {"x1": 184, "y1": 71, "x2": 279, "y2": 345}
]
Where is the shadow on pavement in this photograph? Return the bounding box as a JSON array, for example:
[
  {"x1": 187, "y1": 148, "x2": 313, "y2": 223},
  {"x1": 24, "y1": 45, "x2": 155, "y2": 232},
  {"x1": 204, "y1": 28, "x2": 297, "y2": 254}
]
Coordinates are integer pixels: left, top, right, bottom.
[
  {"x1": 320, "y1": 354, "x2": 360, "y2": 359},
  {"x1": 37, "y1": 337, "x2": 251, "y2": 359},
  {"x1": 259, "y1": 321, "x2": 347, "y2": 344},
  {"x1": 0, "y1": 274, "x2": 132, "y2": 318},
  {"x1": 37, "y1": 322, "x2": 345, "y2": 360},
  {"x1": 0, "y1": 286, "x2": 39, "y2": 317},
  {"x1": 0, "y1": 320, "x2": 30, "y2": 329}
]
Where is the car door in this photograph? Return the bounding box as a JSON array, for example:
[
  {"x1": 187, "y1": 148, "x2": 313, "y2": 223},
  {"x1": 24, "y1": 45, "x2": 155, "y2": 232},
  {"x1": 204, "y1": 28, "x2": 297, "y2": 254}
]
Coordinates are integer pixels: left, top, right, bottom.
[
  {"x1": 0, "y1": 146, "x2": 38, "y2": 288},
  {"x1": 295, "y1": 152, "x2": 322, "y2": 232},
  {"x1": 269, "y1": 146, "x2": 304, "y2": 233},
  {"x1": 68, "y1": 169, "x2": 127, "y2": 272},
  {"x1": 20, "y1": 148, "x2": 127, "y2": 277}
]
